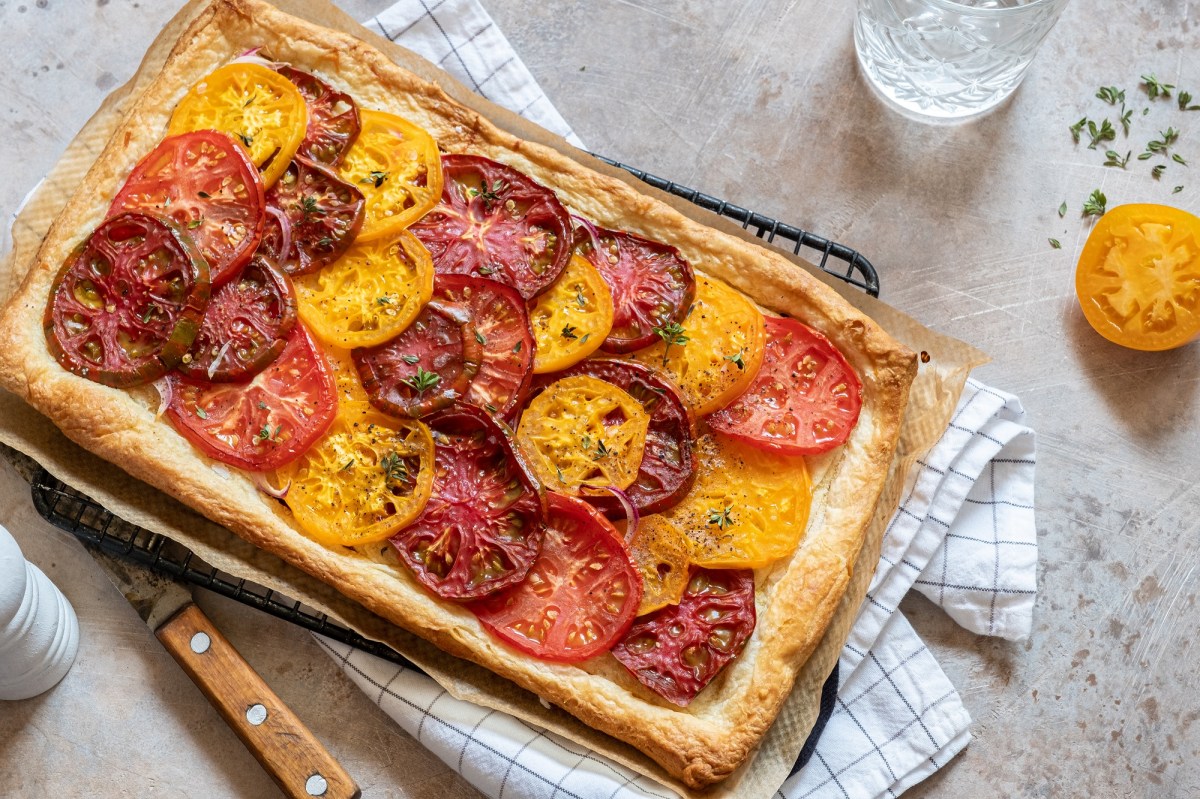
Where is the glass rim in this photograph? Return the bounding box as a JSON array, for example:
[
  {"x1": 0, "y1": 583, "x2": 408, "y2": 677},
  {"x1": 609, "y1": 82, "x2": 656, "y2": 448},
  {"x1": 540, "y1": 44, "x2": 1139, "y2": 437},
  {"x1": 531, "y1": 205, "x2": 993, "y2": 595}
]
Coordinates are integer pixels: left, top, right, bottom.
[{"x1": 920, "y1": 0, "x2": 1066, "y2": 15}]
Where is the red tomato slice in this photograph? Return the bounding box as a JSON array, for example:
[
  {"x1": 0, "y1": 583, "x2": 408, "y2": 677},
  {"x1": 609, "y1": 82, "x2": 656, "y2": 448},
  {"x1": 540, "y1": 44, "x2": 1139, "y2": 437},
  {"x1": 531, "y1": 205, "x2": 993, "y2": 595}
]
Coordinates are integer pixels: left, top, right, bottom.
[
  {"x1": 708, "y1": 316, "x2": 862, "y2": 455},
  {"x1": 470, "y1": 492, "x2": 643, "y2": 663},
  {"x1": 275, "y1": 66, "x2": 360, "y2": 167},
  {"x1": 391, "y1": 405, "x2": 544, "y2": 600},
  {"x1": 410, "y1": 154, "x2": 572, "y2": 300},
  {"x1": 432, "y1": 275, "x2": 534, "y2": 420},
  {"x1": 353, "y1": 299, "x2": 483, "y2": 418},
  {"x1": 178, "y1": 254, "x2": 297, "y2": 382},
  {"x1": 258, "y1": 156, "x2": 366, "y2": 276},
  {"x1": 164, "y1": 324, "x2": 337, "y2": 471},
  {"x1": 611, "y1": 568, "x2": 755, "y2": 706},
  {"x1": 573, "y1": 216, "x2": 695, "y2": 353},
  {"x1": 45, "y1": 213, "x2": 210, "y2": 387},
  {"x1": 530, "y1": 359, "x2": 696, "y2": 515},
  {"x1": 108, "y1": 130, "x2": 264, "y2": 287}
]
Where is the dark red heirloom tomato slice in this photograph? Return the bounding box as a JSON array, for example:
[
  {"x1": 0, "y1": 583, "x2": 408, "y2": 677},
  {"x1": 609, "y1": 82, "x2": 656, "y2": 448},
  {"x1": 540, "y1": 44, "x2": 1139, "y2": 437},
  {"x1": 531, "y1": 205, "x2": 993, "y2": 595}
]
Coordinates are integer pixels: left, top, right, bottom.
[
  {"x1": 612, "y1": 568, "x2": 755, "y2": 706},
  {"x1": 108, "y1": 130, "x2": 264, "y2": 287},
  {"x1": 275, "y1": 66, "x2": 360, "y2": 167},
  {"x1": 258, "y1": 156, "x2": 366, "y2": 276},
  {"x1": 432, "y1": 275, "x2": 534, "y2": 420},
  {"x1": 573, "y1": 216, "x2": 695, "y2": 354},
  {"x1": 45, "y1": 213, "x2": 210, "y2": 388},
  {"x1": 471, "y1": 492, "x2": 643, "y2": 663},
  {"x1": 178, "y1": 255, "x2": 297, "y2": 382},
  {"x1": 164, "y1": 324, "x2": 337, "y2": 471},
  {"x1": 530, "y1": 359, "x2": 696, "y2": 515},
  {"x1": 708, "y1": 316, "x2": 862, "y2": 456},
  {"x1": 353, "y1": 300, "x2": 483, "y2": 418},
  {"x1": 391, "y1": 404, "x2": 544, "y2": 601},
  {"x1": 409, "y1": 154, "x2": 572, "y2": 300}
]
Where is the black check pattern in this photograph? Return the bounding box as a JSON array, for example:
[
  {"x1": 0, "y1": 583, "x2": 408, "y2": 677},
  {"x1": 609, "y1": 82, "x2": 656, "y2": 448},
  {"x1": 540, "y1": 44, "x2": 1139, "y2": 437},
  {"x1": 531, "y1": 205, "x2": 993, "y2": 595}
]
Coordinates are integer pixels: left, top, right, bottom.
[{"x1": 321, "y1": 6, "x2": 1039, "y2": 796}]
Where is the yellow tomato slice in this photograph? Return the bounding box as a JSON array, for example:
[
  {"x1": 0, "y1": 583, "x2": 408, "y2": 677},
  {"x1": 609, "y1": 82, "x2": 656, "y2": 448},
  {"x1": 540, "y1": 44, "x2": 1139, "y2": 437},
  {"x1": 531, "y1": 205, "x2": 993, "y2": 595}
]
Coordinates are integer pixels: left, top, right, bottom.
[
  {"x1": 278, "y1": 403, "x2": 435, "y2": 547},
  {"x1": 628, "y1": 514, "x2": 691, "y2": 615},
  {"x1": 295, "y1": 230, "x2": 434, "y2": 348},
  {"x1": 1076, "y1": 203, "x2": 1200, "y2": 351},
  {"x1": 529, "y1": 254, "x2": 614, "y2": 373},
  {"x1": 628, "y1": 274, "x2": 765, "y2": 416},
  {"x1": 339, "y1": 109, "x2": 443, "y2": 241},
  {"x1": 323, "y1": 346, "x2": 371, "y2": 405},
  {"x1": 516, "y1": 374, "x2": 650, "y2": 493},
  {"x1": 167, "y1": 63, "x2": 306, "y2": 188},
  {"x1": 662, "y1": 432, "x2": 811, "y2": 569}
]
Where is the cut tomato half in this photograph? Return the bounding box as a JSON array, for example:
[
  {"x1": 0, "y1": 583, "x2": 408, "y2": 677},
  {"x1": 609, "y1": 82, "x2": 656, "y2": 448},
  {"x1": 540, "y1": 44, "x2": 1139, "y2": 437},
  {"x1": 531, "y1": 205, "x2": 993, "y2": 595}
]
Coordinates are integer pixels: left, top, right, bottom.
[{"x1": 1075, "y1": 203, "x2": 1200, "y2": 351}]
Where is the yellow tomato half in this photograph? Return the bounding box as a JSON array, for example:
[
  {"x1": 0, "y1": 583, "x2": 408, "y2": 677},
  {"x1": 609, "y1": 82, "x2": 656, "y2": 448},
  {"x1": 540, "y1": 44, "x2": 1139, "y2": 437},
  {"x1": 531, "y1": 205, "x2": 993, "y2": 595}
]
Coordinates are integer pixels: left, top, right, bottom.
[
  {"x1": 168, "y1": 63, "x2": 306, "y2": 188},
  {"x1": 295, "y1": 230, "x2": 433, "y2": 348},
  {"x1": 629, "y1": 274, "x2": 765, "y2": 416},
  {"x1": 1076, "y1": 203, "x2": 1200, "y2": 351},
  {"x1": 516, "y1": 374, "x2": 650, "y2": 493},
  {"x1": 339, "y1": 109, "x2": 443, "y2": 241},
  {"x1": 529, "y1": 254, "x2": 614, "y2": 373},
  {"x1": 662, "y1": 432, "x2": 811, "y2": 569},
  {"x1": 278, "y1": 403, "x2": 435, "y2": 547}
]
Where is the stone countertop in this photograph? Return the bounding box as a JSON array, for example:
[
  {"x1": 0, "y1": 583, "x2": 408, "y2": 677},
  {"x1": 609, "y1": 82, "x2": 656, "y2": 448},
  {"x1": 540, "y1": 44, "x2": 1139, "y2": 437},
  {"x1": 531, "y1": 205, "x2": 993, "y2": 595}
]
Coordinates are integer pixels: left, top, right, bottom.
[{"x1": 1, "y1": 0, "x2": 1198, "y2": 797}]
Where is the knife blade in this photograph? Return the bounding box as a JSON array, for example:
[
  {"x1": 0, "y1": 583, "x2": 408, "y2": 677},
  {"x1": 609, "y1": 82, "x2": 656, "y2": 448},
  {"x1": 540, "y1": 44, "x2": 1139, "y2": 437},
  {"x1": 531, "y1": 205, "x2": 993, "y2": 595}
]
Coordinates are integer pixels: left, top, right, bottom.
[{"x1": 89, "y1": 549, "x2": 360, "y2": 799}]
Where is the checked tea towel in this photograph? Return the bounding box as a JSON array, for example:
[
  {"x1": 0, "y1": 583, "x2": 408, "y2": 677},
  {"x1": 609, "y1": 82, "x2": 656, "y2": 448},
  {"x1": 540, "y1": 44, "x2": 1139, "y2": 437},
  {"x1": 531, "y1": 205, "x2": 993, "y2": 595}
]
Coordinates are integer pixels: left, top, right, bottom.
[{"x1": 319, "y1": 3, "x2": 1041, "y2": 796}]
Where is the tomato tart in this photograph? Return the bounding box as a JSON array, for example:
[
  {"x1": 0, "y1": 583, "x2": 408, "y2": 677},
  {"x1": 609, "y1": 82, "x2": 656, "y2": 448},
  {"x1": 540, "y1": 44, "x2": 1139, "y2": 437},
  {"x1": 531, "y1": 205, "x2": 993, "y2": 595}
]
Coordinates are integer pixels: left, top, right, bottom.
[{"x1": 0, "y1": 0, "x2": 917, "y2": 790}]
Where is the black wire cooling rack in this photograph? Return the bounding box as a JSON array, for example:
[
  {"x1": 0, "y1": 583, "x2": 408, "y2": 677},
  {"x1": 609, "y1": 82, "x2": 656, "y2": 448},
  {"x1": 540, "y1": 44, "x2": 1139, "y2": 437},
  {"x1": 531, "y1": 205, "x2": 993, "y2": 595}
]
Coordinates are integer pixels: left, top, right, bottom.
[{"x1": 28, "y1": 166, "x2": 875, "y2": 744}]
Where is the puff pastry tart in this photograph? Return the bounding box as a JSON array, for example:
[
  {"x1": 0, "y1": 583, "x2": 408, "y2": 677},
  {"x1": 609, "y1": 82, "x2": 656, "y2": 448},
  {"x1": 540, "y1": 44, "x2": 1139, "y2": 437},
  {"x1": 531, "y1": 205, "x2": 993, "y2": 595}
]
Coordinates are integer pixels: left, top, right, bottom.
[{"x1": 0, "y1": 0, "x2": 917, "y2": 788}]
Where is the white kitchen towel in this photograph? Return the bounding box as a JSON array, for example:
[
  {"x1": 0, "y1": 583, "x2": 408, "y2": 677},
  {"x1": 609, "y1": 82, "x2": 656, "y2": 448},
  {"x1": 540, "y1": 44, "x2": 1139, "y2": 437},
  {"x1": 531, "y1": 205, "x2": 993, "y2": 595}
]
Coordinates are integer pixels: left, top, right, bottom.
[{"x1": 317, "y1": 3, "x2": 1040, "y2": 798}]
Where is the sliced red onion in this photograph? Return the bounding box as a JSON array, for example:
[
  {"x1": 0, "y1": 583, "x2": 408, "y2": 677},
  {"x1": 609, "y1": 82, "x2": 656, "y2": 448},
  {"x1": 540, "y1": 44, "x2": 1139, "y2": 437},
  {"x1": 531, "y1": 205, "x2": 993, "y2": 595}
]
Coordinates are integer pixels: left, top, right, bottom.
[
  {"x1": 230, "y1": 47, "x2": 282, "y2": 70},
  {"x1": 152, "y1": 377, "x2": 171, "y2": 420},
  {"x1": 587, "y1": 485, "x2": 639, "y2": 544},
  {"x1": 265, "y1": 205, "x2": 293, "y2": 264},
  {"x1": 251, "y1": 471, "x2": 290, "y2": 500},
  {"x1": 206, "y1": 339, "x2": 234, "y2": 380}
]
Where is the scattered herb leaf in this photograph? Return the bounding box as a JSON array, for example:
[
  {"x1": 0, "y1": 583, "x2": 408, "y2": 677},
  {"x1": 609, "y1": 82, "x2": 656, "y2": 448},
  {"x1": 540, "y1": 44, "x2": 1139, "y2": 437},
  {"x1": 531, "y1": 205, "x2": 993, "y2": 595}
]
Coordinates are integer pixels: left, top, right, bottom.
[
  {"x1": 1142, "y1": 74, "x2": 1176, "y2": 101},
  {"x1": 1087, "y1": 118, "x2": 1116, "y2": 150},
  {"x1": 402, "y1": 367, "x2": 440, "y2": 393},
  {"x1": 723, "y1": 349, "x2": 747, "y2": 370},
  {"x1": 1058, "y1": 201, "x2": 1068, "y2": 217},
  {"x1": 652, "y1": 321, "x2": 689, "y2": 366},
  {"x1": 1096, "y1": 86, "x2": 1125, "y2": 105},
  {"x1": 1082, "y1": 189, "x2": 1108, "y2": 217},
  {"x1": 707, "y1": 506, "x2": 735, "y2": 530},
  {"x1": 1103, "y1": 149, "x2": 1131, "y2": 168},
  {"x1": 1049, "y1": 238, "x2": 1062, "y2": 249},
  {"x1": 561, "y1": 324, "x2": 579, "y2": 340},
  {"x1": 401, "y1": 354, "x2": 420, "y2": 365}
]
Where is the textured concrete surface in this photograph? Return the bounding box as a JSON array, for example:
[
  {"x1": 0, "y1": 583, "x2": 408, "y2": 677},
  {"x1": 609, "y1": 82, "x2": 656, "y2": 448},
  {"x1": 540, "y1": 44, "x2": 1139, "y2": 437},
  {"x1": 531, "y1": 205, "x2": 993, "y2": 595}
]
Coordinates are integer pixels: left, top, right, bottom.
[{"x1": 2, "y1": 0, "x2": 1200, "y2": 797}]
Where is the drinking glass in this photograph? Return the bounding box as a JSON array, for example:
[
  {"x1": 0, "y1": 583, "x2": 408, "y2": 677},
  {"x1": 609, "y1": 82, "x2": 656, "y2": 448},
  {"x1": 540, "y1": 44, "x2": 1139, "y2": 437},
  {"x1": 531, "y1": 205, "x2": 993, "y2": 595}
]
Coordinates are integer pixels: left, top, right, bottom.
[{"x1": 854, "y1": 0, "x2": 1070, "y2": 122}]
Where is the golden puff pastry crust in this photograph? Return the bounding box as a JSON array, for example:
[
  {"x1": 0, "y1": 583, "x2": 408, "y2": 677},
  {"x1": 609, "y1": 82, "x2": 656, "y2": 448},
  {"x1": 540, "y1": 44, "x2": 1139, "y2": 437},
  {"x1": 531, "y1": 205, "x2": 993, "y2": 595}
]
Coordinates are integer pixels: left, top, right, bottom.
[{"x1": 0, "y1": 0, "x2": 917, "y2": 788}]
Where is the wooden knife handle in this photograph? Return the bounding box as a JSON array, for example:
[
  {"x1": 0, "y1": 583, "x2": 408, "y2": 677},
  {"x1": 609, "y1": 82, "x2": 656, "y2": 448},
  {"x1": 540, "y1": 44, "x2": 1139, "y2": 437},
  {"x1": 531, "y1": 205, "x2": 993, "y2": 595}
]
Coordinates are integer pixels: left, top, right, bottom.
[{"x1": 156, "y1": 603, "x2": 360, "y2": 799}]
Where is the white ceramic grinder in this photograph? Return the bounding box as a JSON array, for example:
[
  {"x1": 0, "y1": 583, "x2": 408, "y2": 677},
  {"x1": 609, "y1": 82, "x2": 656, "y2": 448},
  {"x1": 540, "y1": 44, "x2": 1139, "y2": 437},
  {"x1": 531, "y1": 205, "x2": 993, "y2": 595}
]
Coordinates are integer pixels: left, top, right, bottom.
[{"x1": 0, "y1": 522, "x2": 79, "y2": 699}]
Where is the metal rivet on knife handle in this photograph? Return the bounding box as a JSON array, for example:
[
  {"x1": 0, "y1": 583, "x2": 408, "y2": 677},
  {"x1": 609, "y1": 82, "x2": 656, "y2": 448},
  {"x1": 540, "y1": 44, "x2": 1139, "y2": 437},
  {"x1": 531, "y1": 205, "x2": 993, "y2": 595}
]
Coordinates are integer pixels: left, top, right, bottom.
[
  {"x1": 189, "y1": 632, "x2": 211, "y2": 654},
  {"x1": 246, "y1": 703, "x2": 268, "y2": 726},
  {"x1": 306, "y1": 774, "x2": 328, "y2": 796}
]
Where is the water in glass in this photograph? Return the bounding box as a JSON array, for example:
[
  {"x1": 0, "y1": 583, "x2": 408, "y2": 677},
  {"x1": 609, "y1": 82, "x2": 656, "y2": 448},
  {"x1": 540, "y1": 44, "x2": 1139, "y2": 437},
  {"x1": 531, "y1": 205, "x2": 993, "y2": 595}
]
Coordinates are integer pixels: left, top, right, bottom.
[{"x1": 854, "y1": 0, "x2": 1068, "y2": 121}]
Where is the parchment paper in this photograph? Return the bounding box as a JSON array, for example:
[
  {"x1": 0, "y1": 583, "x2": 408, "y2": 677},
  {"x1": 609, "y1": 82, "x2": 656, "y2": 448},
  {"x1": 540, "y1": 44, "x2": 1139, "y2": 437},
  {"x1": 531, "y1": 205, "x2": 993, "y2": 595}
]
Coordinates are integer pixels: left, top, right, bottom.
[{"x1": 0, "y1": 1, "x2": 988, "y2": 796}]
